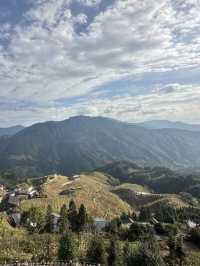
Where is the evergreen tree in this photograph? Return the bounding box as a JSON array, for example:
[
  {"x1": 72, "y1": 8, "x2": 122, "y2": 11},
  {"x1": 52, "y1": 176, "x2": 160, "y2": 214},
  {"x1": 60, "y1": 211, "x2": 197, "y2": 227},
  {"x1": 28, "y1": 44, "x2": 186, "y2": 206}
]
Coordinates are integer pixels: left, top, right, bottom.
[
  {"x1": 107, "y1": 237, "x2": 123, "y2": 266},
  {"x1": 59, "y1": 204, "x2": 69, "y2": 234},
  {"x1": 45, "y1": 205, "x2": 54, "y2": 233},
  {"x1": 68, "y1": 200, "x2": 78, "y2": 232},
  {"x1": 58, "y1": 231, "x2": 77, "y2": 262},
  {"x1": 107, "y1": 218, "x2": 120, "y2": 235},
  {"x1": 167, "y1": 235, "x2": 176, "y2": 266},
  {"x1": 139, "y1": 207, "x2": 151, "y2": 222},
  {"x1": 175, "y1": 237, "x2": 186, "y2": 266},
  {"x1": 87, "y1": 237, "x2": 107, "y2": 265},
  {"x1": 123, "y1": 241, "x2": 132, "y2": 266},
  {"x1": 133, "y1": 239, "x2": 165, "y2": 266},
  {"x1": 77, "y1": 204, "x2": 88, "y2": 232}
]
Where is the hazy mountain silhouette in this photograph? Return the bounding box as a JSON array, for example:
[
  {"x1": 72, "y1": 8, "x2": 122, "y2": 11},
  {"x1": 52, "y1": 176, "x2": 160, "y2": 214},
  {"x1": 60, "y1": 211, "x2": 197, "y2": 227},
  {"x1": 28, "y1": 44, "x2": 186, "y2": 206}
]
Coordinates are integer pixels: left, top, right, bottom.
[{"x1": 0, "y1": 116, "x2": 200, "y2": 177}]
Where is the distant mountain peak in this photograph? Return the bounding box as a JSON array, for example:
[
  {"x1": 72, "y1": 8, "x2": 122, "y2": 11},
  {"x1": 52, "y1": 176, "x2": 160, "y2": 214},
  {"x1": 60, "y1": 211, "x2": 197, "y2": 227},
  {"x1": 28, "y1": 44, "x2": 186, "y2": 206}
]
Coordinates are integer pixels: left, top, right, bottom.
[{"x1": 138, "y1": 120, "x2": 200, "y2": 132}]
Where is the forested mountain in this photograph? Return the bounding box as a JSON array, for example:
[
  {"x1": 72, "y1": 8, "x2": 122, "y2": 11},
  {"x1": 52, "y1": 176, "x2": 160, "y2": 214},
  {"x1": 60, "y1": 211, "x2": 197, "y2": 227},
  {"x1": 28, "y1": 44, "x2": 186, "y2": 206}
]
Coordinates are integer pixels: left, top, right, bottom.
[
  {"x1": 98, "y1": 161, "x2": 200, "y2": 199},
  {"x1": 0, "y1": 126, "x2": 24, "y2": 138},
  {"x1": 138, "y1": 120, "x2": 200, "y2": 131},
  {"x1": 0, "y1": 116, "x2": 200, "y2": 177}
]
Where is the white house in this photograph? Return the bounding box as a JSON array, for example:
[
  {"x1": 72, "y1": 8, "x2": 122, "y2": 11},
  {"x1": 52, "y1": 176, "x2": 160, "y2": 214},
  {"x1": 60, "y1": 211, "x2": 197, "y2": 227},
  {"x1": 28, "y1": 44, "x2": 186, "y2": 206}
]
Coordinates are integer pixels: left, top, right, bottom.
[{"x1": 94, "y1": 218, "x2": 107, "y2": 231}]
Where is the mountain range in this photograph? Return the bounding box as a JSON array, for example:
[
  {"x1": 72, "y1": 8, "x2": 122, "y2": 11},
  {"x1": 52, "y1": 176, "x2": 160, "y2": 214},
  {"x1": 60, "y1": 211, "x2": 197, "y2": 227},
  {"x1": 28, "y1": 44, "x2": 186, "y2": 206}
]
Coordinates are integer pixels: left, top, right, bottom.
[
  {"x1": 0, "y1": 116, "x2": 200, "y2": 177},
  {"x1": 138, "y1": 120, "x2": 200, "y2": 131},
  {"x1": 0, "y1": 126, "x2": 25, "y2": 138}
]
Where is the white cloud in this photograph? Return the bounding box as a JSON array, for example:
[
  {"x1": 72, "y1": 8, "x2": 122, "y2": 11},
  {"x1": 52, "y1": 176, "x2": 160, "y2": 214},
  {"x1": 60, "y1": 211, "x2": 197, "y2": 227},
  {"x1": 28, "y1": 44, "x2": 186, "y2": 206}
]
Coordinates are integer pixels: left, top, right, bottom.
[{"x1": 0, "y1": 0, "x2": 200, "y2": 126}]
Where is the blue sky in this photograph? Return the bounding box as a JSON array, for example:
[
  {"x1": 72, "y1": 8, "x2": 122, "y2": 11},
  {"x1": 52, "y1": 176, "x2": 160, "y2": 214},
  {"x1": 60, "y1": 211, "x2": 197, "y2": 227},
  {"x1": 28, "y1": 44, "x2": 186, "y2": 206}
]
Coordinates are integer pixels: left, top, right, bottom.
[{"x1": 0, "y1": 0, "x2": 200, "y2": 127}]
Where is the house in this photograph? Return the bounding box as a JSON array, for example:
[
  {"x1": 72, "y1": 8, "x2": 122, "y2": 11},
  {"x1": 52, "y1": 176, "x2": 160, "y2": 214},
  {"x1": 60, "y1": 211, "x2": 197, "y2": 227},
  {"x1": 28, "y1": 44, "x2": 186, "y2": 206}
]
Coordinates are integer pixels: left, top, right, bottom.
[
  {"x1": 8, "y1": 195, "x2": 20, "y2": 208},
  {"x1": 151, "y1": 217, "x2": 159, "y2": 225},
  {"x1": 28, "y1": 190, "x2": 39, "y2": 199},
  {"x1": 94, "y1": 218, "x2": 107, "y2": 232},
  {"x1": 187, "y1": 220, "x2": 198, "y2": 229},
  {"x1": 9, "y1": 213, "x2": 21, "y2": 227},
  {"x1": 14, "y1": 185, "x2": 39, "y2": 199},
  {"x1": 69, "y1": 175, "x2": 81, "y2": 181},
  {"x1": 51, "y1": 213, "x2": 61, "y2": 233}
]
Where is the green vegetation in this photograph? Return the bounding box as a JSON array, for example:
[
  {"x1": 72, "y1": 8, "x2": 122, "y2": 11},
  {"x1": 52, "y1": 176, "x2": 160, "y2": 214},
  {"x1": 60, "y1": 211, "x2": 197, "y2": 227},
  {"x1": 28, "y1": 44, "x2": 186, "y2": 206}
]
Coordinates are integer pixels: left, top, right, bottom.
[{"x1": 0, "y1": 161, "x2": 200, "y2": 264}]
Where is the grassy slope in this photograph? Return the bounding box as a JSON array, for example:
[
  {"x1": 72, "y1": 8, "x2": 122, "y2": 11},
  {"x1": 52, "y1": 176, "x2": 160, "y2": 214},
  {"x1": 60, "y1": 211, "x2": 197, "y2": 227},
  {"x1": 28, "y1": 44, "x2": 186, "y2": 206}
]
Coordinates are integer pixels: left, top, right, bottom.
[
  {"x1": 21, "y1": 172, "x2": 132, "y2": 219},
  {"x1": 20, "y1": 171, "x2": 190, "y2": 219}
]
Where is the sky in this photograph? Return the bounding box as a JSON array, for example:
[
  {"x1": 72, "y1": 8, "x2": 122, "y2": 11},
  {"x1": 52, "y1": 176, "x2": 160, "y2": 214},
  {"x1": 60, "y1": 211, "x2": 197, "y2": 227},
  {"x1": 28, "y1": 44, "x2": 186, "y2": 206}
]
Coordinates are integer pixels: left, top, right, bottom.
[{"x1": 1, "y1": 0, "x2": 200, "y2": 127}]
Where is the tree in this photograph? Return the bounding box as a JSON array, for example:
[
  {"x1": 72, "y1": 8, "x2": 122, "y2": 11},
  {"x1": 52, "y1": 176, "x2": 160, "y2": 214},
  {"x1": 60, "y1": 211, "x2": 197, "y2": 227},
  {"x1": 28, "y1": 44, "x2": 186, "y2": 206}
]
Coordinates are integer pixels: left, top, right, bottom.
[
  {"x1": 59, "y1": 204, "x2": 69, "y2": 234},
  {"x1": 58, "y1": 232, "x2": 77, "y2": 262},
  {"x1": 123, "y1": 241, "x2": 132, "y2": 266},
  {"x1": 87, "y1": 237, "x2": 107, "y2": 265},
  {"x1": 129, "y1": 239, "x2": 165, "y2": 266},
  {"x1": 45, "y1": 205, "x2": 54, "y2": 233},
  {"x1": 139, "y1": 207, "x2": 151, "y2": 222},
  {"x1": 167, "y1": 236, "x2": 186, "y2": 266},
  {"x1": 189, "y1": 227, "x2": 200, "y2": 247},
  {"x1": 107, "y1": 237, "x2": 123, "y2": 266},
  {"x1": 129, "y1": 223, "x2": 153, "y2": 241},
  {"x1": 167, "y1": 235, "x2": 176, "y2": 266},
  {"x1": 22, "y1": 206, "x2": 45, "y2": 233},
  {"x1": 68, "y1": 200, "x2": 78, "y2": 232},
  {"x1": 77, "y1": 204, "x2": 88, "y2": 232},
  {"x1": 107, "y1": 218, "x2": 121, "y2": 236},
  {"x1": 175, "y1": 237, "x2": 186, "y2": 266}
]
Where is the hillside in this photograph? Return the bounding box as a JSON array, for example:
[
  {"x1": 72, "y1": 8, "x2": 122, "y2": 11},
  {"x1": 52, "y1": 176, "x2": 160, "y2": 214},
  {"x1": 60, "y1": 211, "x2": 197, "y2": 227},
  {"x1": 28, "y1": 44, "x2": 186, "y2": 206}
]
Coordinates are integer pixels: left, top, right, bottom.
[
  {"x1": 0, "y1": 126, "x2": 24, "y2": 138},
  {"x1": 1, "y1": 116, "x2": 200, "y2": 178},
  {"x1": 99, "y1": 161, "x2": 200, "y2": 200},
  {"x1": 20, "y1": 172, "x2": 132, "y2": 219},
  {"x1": 19, "y1": 171, "x2": 192, "y2": 220}
]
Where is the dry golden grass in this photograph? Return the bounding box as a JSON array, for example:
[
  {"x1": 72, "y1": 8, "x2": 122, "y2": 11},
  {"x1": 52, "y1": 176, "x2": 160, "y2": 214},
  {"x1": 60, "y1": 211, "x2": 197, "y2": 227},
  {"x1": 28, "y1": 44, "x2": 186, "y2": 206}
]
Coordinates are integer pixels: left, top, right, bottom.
[
  {"x1": 113, "y1": 183, "x2": 150, "y2": 193},
  {"x1": 21, "y1": 172, "x2": 132, "y2": 219},
  {"x1": 145, "y1": 194, "x2": 189, "y2": 209}
]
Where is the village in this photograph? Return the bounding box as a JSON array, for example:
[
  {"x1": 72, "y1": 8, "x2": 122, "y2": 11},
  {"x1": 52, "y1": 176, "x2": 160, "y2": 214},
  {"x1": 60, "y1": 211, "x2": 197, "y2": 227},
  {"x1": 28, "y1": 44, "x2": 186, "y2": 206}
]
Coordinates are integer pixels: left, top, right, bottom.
[
  {"x1": 0, "y1": 172, "x2": 199, "y2": 265},
  {"x1": 0, "y1": 173, "x2": 199, "y2": 238},
  {"x1": 0, "y1": 174, "x2": 109, "y2": 232}
]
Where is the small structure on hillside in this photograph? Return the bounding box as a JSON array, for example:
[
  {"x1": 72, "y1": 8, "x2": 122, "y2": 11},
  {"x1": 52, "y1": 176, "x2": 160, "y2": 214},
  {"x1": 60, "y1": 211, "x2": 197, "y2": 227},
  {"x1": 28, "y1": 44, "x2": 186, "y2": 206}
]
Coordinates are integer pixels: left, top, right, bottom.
[
  {"x1": 187, "y1": 220, "x2": 198, "y2": 229},
  {"x1": 8, "y1": 195, "x2": 20, "y2": 209},
  {"x1": 14, "y1": 185, "x2": 39, "y2": 199},
  {"x1": 69, "y1": 175, "x2": 81, "y2": 181},
  {"x1": 28, "y1": 189, "x2": 39, "y2": 199},
  {"x1": 51, "y1": 213, "x2": 61, "y2": 233},
  {"x1": 60, "y1": 187, "x2": 82, "y2": 196},
  {"x1": 151, "y1": 217, "x2": 159, "y2": 225},
  {"x1": 9, "y1": 213, "x2": 21, "y2": 227},
  {"x1": 94, "y1": 218, "x2": 107, "y2": 232}
]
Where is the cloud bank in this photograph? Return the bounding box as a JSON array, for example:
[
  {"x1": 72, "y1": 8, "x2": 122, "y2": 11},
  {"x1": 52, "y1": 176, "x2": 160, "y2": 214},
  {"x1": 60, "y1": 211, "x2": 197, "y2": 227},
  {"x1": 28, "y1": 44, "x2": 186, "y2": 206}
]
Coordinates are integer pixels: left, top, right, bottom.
[{"x1": 0, "y1": 0, "x2": 200, "y2": 126}]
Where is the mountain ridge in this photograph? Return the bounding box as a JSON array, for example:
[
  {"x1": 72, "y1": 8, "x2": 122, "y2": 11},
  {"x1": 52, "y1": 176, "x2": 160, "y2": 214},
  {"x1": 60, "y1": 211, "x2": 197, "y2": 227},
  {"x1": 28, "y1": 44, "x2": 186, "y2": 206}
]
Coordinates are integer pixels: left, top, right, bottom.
[
  {"x1": 0, "y1": 116, "x2": 200, "y2": 178},
  {"x1": 138, "y1": 120, "x2": 200, "y2": 131},
  {"x1": 0, "y1": 125, "x2": 25, "y2": 138}
]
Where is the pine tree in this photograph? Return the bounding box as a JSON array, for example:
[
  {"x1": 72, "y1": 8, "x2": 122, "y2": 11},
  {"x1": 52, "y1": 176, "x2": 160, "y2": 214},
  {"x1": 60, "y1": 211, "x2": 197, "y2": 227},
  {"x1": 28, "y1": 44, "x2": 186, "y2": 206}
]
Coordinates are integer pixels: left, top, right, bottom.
[
  {"x1": 59, "y1": 204, "x2": 69, "y2": 234},
  {"x1": 58, "y1": 231, "x2": 77, "y2": 262},
  {"x1": 135, "y1": 239, "x2": 165, "y2": 266},
  {"x1": 107, "y1": 237, "x2": 122, "y2": 266},
  {"x1": 68, "y1": 200, "x2": 78, "y2": 232},
  {"x1": 87, "y1": 237, "x2": 107, "y2": 265},
  {"x1": 168, "y1": 235, "x2": 176, "y2": 266},
  {"x1": 123, "y1": 241, "x2": 132, "y2": 265},
  {"x1": 175, "y1": 237, "x2": 186, "y2": 266},
  {"x1": 139, "y1": 207, "x2": 151, "y2": 222},
  {"x1": 45, "y1": 205, "x2": 54, "y2": 233},
  {"x1": 77, "y1": 204, "x2": 88, "y2": 232}
]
